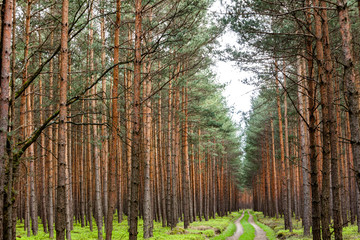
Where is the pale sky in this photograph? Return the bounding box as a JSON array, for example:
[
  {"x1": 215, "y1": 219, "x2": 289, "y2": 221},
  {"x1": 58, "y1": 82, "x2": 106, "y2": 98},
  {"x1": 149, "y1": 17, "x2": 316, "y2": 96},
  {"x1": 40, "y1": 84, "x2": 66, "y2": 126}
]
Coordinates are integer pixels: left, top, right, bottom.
[{"x1": 210, "y1": 1, "x2": 257, "y2": 125}]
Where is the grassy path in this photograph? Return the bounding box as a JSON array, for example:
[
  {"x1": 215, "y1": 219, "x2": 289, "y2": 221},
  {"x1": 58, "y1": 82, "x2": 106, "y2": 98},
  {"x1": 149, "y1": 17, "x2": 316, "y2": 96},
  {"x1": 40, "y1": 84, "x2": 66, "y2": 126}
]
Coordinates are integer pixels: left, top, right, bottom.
[
  {"x1": 247, "y1": 211, "x2": 267, "y2": 240},
  {"x1": 226, "y1": 211, "x2": 244, "y2": 240}
]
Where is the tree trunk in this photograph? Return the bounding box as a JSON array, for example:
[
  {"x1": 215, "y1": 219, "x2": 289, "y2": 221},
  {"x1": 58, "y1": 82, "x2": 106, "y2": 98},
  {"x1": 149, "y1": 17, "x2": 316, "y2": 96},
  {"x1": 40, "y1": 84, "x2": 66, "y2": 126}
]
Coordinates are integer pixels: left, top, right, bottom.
[
  {"x1": 89, "y1": 5, "x2": 103, "y2": 237},
  {"x1": 275, "y1": 60, "x2": 289, "y2": 229},
  {"x1": 100, "y1": 0, "x2": 109, "y2": 227},
  {"x1": 283, "y1": 67, "x2": 293, "y2": 231},
  {"x1": 106, "y1": 0, "x2": 121, "y2": 239},
  {"x1": 143, "y1": 63, "x2": 153, "y2": 238},
  {"x1": 182, "y1": 85, "x2": 191, "y2": 229},
  {"x1": 336, "y1": 0, "x2": 360, "y2": 232},
  {"x1": 305, "y1": 0, "x2": 321, "y2": 238},
  {"x1": 48, "y1": 25, "x2": 55, "y2": 238},
  {"x1": 0, "y1": 0, "x2": 13, "y2": 238},
  {"x1": 297, "y1": 55, "x2": 311, "y2": 235},
  {"x1": 129, "y1": 0, "x2": 142, "y2": 238},
  {"x1": 55, "y1": 0, "x2": 69, "y2": 239},
  {"x1": 270, "y1": 119, "x2": 279, "y2": 218}
]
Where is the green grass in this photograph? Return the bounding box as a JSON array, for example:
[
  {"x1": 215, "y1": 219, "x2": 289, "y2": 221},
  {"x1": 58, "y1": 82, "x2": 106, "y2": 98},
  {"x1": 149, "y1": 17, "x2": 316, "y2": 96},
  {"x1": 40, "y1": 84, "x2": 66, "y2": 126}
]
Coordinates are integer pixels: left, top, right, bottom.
[
  {"x1": 251, "y1": 211, "x2": 276, "y2": 240},
  {"x1": 239, "y1": 211, "x2": 255, "y2": 240},
  {"x1": 16, "y1": 212, "x2": 242, "y2": 240},
  {"x1": 254, "y1": 211, "x2": 360, "y2": 240},
  {"x1": 210, "y1": 211, "x2": 242, "y2": 240}
]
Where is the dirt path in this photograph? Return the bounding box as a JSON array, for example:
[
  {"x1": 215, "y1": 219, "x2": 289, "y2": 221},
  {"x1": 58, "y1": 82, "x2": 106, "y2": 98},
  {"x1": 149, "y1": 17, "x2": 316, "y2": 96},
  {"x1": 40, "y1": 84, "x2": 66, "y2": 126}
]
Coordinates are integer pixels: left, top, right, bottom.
[
  {"x1": 248, "y1": 211, "x2": 268, "y2": 240},
  {"x1": 226, "y1": 211, "x2": 245, "y2": 240}
]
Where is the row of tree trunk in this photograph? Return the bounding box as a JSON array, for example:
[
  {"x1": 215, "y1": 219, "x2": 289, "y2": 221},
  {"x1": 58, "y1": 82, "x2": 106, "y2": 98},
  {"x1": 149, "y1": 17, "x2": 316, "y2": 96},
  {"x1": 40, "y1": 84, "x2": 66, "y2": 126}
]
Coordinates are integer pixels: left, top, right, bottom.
[
  {"x1": 252, "y1": 2, "x2": 360, "y2": 240},
  {"x1": 0, "y1": 0, "x2": 244, "y2": 239}
]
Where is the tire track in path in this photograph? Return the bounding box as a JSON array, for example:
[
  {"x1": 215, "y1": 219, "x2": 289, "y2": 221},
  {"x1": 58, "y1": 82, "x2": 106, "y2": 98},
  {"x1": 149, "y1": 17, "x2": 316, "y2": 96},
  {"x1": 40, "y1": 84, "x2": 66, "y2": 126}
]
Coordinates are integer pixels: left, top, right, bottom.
[
  {"x1": 248, "y1": 211, "x2": 268, "y2": 240},
  {"x1": 226, "y1": 211, "x2": 245, "y2": 240}
]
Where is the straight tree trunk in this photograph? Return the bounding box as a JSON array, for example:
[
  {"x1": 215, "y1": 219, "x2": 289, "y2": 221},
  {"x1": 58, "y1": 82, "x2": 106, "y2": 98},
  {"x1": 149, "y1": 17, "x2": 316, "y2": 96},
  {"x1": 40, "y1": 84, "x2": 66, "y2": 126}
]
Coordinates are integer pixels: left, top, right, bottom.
[
  {"x1": 48, "y1": 26, "x2": 55, "y2": 238},
  {"x1": 143, "y1": 63, "x2": 153, "y2": 238},
  {"x1": 100, "y1": 0, "x2": 108, "y2": 226},
  {"x1": 129, "y1": 0, "x2": 142, "y2": 238},
  {"x1": 275, "y1": 60, "x2": 289, "y2": 228},
  {"x1": 270, "y1": 120, "x2": 279, "y2": 218},
  {"x1": 305, "y1": 0, "x2": 321, "y2": 238},
  {"x1": 166, "y1": 80, "x2": 172, "y2": 227},
  {"x1": 38, "y1": 30, "x2": 48, "y2": 234},
  {"x1": 55, "y1": 0, "x2": 69, "y2": 239},
  {"x1": 297, "y1": 55, "x2": 311, "y2": 235},
  {"x1": 313, "y1": 1, "x2": 331, "y2": 238},
  {"x1": 0, "y1": 0, "x2": 13, "y2": 238},
  {"x1": 106, "y1": 0, "x2": 121, "y2": 239},
  {"x1": 336, "y1": 0, "x2": 360, "y2": 232},
  {"x1": 198, "y1": 129, "x2": 203, "y2": 221},
  {"x1": 89, "y1": 5, "x2": 103, "y2": 237},
  {"x1": 182, "y1": 85, "x2": 191, "y2": 229},
  {"x1": 283, "y1": 68, "x2": 293, "y2": 231}
]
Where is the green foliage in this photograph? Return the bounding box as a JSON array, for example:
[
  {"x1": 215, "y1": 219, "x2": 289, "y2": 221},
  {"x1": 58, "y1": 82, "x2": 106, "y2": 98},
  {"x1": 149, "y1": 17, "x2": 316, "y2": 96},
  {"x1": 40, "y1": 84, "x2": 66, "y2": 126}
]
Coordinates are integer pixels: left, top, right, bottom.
[
  {"x1": 16, "y1": 212, "x2": 242, "y2": 240},
  {"x1": 254, "y1": 211, "x2": 360, "y2": 240},
  {"x1": 251, "y1": 211, "x2": 276, "y2": 240}
]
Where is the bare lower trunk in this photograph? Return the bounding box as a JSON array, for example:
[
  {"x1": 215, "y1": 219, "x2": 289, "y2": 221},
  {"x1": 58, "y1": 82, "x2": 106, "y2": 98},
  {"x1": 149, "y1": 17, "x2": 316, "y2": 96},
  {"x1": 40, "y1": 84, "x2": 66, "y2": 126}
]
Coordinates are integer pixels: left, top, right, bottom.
[
  {"x1": 337, "y1": 0, "x2": 360, "y2": 233},
  {"x1": 297, "y1": 55, "x2": 311, "y2": 235},
  {"x1": 55, "y1": 0, "x2": 69, "y2": 239},
  {"x1": 106, "y1": 1, "x2": 121, "y2": 239},
  {"x1": 0, "y1": 0, "x2": 13, "y2": 238},
  {"x1": 129, "y1": 1, "x2": 142, "y2": 238}
]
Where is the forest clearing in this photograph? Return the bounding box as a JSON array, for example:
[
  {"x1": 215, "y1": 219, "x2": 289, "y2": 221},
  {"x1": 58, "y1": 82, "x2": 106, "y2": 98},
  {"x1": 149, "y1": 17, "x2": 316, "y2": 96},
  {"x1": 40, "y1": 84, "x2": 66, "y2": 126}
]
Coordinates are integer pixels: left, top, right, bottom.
[{"x1": 2, "y1": 0, "x2": 360, "y2": 239}]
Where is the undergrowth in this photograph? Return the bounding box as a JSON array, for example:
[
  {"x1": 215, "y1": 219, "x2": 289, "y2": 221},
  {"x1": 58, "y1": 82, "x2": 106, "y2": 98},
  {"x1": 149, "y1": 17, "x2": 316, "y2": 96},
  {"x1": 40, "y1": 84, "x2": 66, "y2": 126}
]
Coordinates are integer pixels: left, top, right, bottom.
[
  {"x1": 16, "y1": 211, "x2": 242, "y2": 240},
  {"x1": 253, "y1": 211, "x2": 360, "y2": 240}
]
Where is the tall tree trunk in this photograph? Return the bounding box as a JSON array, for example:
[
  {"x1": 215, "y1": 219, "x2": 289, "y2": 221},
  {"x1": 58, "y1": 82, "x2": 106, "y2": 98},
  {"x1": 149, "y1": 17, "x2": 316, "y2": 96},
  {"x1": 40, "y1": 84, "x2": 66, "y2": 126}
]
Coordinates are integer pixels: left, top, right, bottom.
[
  {"x1": 0, "y1": 0, "x2": 13, "y2": 238},
  {"x1": 166, "y1": 80, "x2": 172, "y2": 227},
  {"x1": 48, "y1": 26, "x2": 55, "y2": 238},
  {"x1": 275, "y1": 60, "x2": 289, "y2": 229},
  {"x1": 89, "y1": 5, "x2": 103, "y2": 238},
  {"x1": 100, "y1": 0, "x2": 108, "y2": 227},
  {"x1": 297, "y1": 55, "x2": 311, "y2": 235},
  {"x1": 336, "y1": 0, "x2": 360, "y2": 233},
  {"x1": 38, "y1": 30, "x2": 48, "y2": 234},
  {"x1": 143, "y1": 63, "x2": 153, "y2": 238},
  {"x1": 106, "y1": 0, "x2": 121, "y2": 239},
  {"x1": 283, "y1": 67, "x2": 293, "y2": 231},
  {"x1": 270, "y1": 119, "x2": 279, "y2": 218},
  {"x1": 305, "y1": 0, "x2": 321, "y2": 238},
  {"x1": 182, "y1": 85, "x2": 191, "y2": 229},
  {"x1": 129, "y1": 0, "x2": 142, "y2": 238},
  {"x1": 198, "y1": 130, "x2": 203, "y2": 221},
  {"x1": 55, "y1": 0, "x2": 69, "y2": 239},
  {"x1": 313, "y1": 1, "x2": 332, "y2": 238}
]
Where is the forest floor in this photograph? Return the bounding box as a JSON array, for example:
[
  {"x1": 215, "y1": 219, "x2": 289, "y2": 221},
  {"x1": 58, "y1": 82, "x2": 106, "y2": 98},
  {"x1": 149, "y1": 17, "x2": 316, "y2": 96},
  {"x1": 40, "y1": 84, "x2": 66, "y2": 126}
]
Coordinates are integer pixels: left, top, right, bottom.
[
  {"x1": 226, "y1": 211, "x2": 244, "y2": 240},
  {"x1": 15, "y1": 212, "x2": 242, "y2": 240},
  {"x1": 253, "y1": 211, "x2": 360, "y2": 240}
]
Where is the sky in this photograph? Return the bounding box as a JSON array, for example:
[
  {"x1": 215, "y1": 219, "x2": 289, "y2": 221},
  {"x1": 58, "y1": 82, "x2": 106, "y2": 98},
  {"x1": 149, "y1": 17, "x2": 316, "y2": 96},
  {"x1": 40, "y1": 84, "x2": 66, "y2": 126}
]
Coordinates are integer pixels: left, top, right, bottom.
[{"x1": 210, "y1": 1, "x2": 257, "y2": 126}]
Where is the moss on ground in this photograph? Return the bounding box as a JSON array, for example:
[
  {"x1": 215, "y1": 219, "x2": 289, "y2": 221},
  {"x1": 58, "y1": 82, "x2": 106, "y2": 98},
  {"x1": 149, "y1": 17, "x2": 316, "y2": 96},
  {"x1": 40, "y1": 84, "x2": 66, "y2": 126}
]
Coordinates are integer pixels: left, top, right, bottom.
[
  {"x1": 253, "y1": 211, "x2": 360, "y2": 240},
  {"x1": 16, "y1": 211, "x2": 242, "y2": 240}
]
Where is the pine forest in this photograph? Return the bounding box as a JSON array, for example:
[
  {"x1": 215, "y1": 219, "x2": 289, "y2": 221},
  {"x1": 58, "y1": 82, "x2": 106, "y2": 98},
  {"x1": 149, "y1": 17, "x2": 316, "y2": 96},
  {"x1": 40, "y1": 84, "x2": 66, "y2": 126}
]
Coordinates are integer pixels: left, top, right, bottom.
[{"x1": 0, "y1": 0, "x2": 360, "y2": 240}]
